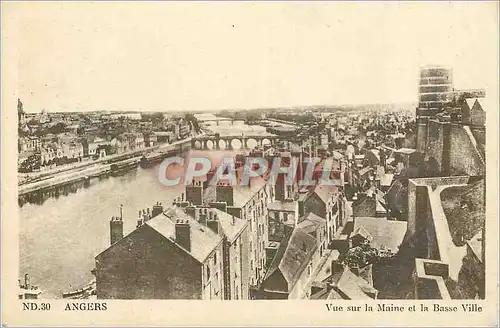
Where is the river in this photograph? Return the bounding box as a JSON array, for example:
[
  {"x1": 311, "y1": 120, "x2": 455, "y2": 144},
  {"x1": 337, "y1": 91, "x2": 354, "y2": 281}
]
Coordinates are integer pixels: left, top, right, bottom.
[{"x1": 19, "y1": 120, "x2": 268, "y2": 298}]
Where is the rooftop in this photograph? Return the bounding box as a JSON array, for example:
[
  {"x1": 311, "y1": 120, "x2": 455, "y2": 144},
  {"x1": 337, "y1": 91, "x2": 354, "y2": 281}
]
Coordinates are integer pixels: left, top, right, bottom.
[
  {"x1": 440, "y1": 179, "x2": 485, "y2": 247},
  {"x1": 264, "y1": 227, "x2": 318, "y2": 292},
  {"x1": 297, "y1": 212, "x2": 326, "y2": 235},
  {"x1": 146, "y1": 207, "x2": 222, "y2": 263},
  {"x1": 352, "y1": 217, "x2": 408, "y2": 254},
  {"x1": 211, "y1": 209, "x2": 248, "y2": 243},
  {"x1": 268, "y1": 201, "x2": 297, "y2": 212}
]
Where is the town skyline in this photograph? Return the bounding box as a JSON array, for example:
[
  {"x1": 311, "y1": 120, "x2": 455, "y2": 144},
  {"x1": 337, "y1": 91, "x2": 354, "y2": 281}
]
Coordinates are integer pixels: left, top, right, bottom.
[{"x1": 8, "y1": 2, "x2": 497, "y2": 113}]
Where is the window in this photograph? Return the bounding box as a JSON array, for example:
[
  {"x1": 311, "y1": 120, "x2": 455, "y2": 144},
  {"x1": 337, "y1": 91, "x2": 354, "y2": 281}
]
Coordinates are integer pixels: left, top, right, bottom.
[
  {"x1": 250, "y1": 241, "x2": 253, "y2": 252},
  {"x1": 250, "y1": 260, "x2": 254, "y2": 271},
  {"x1": 206, "y1": 265, "x2": 210, "y2": 280},
  {"x1": 213, "y1": 252, "x2": 217, "y2": 265},
  {"x1": 308, "y1": 264, "x2": 312, "y2": 276}
]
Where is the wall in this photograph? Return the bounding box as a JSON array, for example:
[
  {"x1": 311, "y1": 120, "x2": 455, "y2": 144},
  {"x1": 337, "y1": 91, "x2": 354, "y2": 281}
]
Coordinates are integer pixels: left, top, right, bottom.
[
  {"x1": 96, "y1": 226, "x2": 202, "y2": 299},
  {"x1": 420, "y1": 119, "x2": 485, "y2": 177},
  {"x1": 201, "y1": 242, "x2": 225, "y2": 300},
  {"x1": 448, "y1": 125, "x2": 485, "y2": 176},
  {"x1": 425, "y1": 120, "x2": 445, "y2": 173}
]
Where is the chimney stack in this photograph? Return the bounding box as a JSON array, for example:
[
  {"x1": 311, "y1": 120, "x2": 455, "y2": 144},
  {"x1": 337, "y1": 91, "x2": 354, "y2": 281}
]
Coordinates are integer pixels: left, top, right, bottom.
[
  {"x1": 331, "y1": 260, "x2": 344, "y2": 275},
  {"x1": 110, "y1": 216, "x2": 124, "y2": 245},
  {"x1": 199, "y1": 208, "x2": 208, "y2": 226},
  {"x1": 137, "y1": 211, "x2": 143, "y2": 228},
  {"x1": 207, "y1": 216, "x2": 219, "y2": 235},
  {"x1": 175, "y1": 219, "x2": 191, "y2": 252},
  {"x1": 143, "y1": 209, "x2": 150, "y2": 222},
  {"x1": 185, "y1": 206, "x2": 196, "y2": 219},
  {"x1": 152, "y1": 202, "x2": 163, "y2": 217},
  {"x1": 216, "y1": 184, "x2": 234, "y2": 206},
  {"x1": 24, "y1": 273, "x2": 30, "y2": 290}
]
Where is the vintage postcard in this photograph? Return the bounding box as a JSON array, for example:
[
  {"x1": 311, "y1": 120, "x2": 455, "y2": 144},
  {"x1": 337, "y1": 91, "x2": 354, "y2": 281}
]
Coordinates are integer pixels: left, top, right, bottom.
[{"x1": 2, "y1": 1, "x2": 499, "y2": 326}]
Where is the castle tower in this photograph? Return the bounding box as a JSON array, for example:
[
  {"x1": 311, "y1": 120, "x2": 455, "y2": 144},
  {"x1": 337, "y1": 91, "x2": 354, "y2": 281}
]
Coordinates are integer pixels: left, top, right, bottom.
[{"x1": 416, "y1": 66, "x2": 453, "y2": 152}]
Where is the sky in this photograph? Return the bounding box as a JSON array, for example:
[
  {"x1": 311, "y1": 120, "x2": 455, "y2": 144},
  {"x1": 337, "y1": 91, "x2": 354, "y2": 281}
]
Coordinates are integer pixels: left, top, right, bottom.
[{"x1": 4, "y1": 1, "x2": 499, "y2": 113}]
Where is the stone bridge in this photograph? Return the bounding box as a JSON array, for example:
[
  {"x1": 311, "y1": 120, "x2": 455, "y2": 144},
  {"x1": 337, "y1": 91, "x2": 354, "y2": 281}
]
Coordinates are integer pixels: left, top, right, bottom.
[{"x1": 191, "y1": 132, "x2": 279, "y2": 150}]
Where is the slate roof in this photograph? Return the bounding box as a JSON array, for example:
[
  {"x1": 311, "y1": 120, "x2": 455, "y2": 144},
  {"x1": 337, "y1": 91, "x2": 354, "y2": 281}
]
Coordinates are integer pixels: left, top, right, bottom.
[
  {"x1": 263, "y1": 227, "x2": 318, "y2": 292},
  {"x1": 313, "y1": 184, "x2": 338, "y2": 205},
  {"x1": 352, "y1": 217, "x2": 408, "y2": 254},
  {"x1": 211, "y1": 209, "x2": 248, "y2": 243},
  {"x1": 311, "y1": 262, "x2": 378, "y2": 300},
  {"x1": 145, "y1": 207, "x2": 223, "y2": 263},
  {"x1": 297, "y1": 212, "x2": 326, "y2": 235},
  {"x1": 329, "y1": 265, "x2": 378, "y2": 300},
  {"x1": 268, "y1": 201, "x2": 297, "y2": 212}
]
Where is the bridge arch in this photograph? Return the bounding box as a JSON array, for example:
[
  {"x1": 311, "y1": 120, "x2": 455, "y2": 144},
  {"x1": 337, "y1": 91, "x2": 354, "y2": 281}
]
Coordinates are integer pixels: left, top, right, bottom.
[
  {"x1": 246, "y1": 138, "x2": 258, "y2": 149},
  {"x1": 218, "y1": 139, "x2": 227, "y2": 150},
  {"x1": 231, "y1": 138, "x2": 242, "y2": 150},
  {"x1": 206, "y1": 140, "x2": 215, "y2": 150}
]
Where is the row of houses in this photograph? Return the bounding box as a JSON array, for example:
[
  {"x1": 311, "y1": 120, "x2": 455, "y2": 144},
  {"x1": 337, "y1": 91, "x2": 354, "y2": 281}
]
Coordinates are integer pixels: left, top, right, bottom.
[{"x1": 93, "y1": 141, "x2": 412, "y2": 300}]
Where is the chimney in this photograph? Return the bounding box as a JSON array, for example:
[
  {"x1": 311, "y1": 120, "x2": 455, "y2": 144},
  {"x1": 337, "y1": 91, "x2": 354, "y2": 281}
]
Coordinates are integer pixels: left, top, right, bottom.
[
  {"x1": 152, "y1": 202, "x2": 163, "y2": 217},
  {"x1": 331, "y1": 260, "x2": 344, "y2": 275},
  {"x1": 110, "y1": 216, "x2": 124, "y2": 245},
  {"x1": 24, "y1": 273, "x2": 30, "y2": 289},
  {"x1": 143, "y1": 209, "x2": 150, "y2": 222},
  {"x1": 298, "y1": 197, "x2": 305, "y2": 217},
  {"x1": 207, "y1": 216, "x2": 219, "y2": 235},
  {"x1": 137, "y1": 211, "x2": 143, "y2": 228},
  {"x1": 175, "y1": 219, "x2": 191, "y2": 252},
  {"x1": 216, "y1": 184, "x2": 234, "y2": 206},
  {"x1": 185, "y1": 206, "x2": 196, "y2": 219},
  {"x1": 199, "y1": 208, "x2": 208, "y2": 226}
]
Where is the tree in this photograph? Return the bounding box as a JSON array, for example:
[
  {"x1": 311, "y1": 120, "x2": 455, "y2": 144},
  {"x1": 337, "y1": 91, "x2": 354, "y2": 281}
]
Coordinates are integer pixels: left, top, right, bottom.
[
  {"x1": 343, "y1": 241, "x2": 379, "y2": 269},
  {"x1": 19, "y1": 154, "x2": 41, "y2": 173}
]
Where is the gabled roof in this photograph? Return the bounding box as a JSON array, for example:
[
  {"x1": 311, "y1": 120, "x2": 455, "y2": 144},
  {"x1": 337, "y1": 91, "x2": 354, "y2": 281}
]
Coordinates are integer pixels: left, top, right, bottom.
[
  {"x1": 312, "y1": 184, "x2": 338, "y2": 205},
  {"x1": 211, "y1": 209, "x2": 248, "y2": 243},
  {"x1": 146, "y1": 207, "x2": 223, "y2": 263},
  {"x1": 465, "y1": 98, "x2": 477, "y2": 110},
  {"x1": 264, "y1": 227, "x2": 318, "y2": 292},
  {"x1": 297, "y1": 212, "x2": 326, "y2": 235},
  {"x1": 329, "y1": 265, "x2": 378, "y2": 300},
  {"x1": 232, "y1": 176, "x2": 268, "y2": 208},
  {"x1": 351, "y1": 226, "x2": 373, "y2": 242}
]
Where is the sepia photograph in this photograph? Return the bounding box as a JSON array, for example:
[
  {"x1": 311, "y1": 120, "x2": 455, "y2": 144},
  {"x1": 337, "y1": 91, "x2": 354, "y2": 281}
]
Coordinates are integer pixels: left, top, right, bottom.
[{"x1": 2, "y1": 1, "x2": 499, "y2": 326}]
